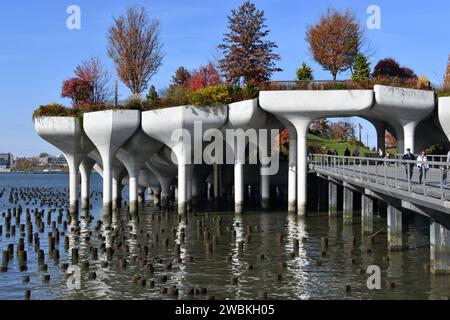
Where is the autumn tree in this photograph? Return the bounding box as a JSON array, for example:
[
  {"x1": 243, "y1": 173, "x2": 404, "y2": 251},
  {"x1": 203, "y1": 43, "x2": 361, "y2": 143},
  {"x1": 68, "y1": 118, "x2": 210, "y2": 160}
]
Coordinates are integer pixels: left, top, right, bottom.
[
  {"x1": 172, "y1": 67, "x2": 191, "y2": 87},
  {"x1": 351, "y1": 54, "x2": 371, "y2": 82},
  {"x1": 385, "y1": 130, "x2": 397, "y2": 148},
  {"x1": 329, "y1": 121, "x2": 355, "y2": 141},
  {"x1": 296, "y1": 62, "x2": 314, "y2": 81},
  {"x1": 188, "y1": 63, "x2": 222, "y2": 91},
  {"x1": 373, "y1": 58, "x2": 417, "y2": 79},
  {"x1": 399, "y1": 67, "x2": 417, "y2": 79},
  {"x1": 61, "y1": 78, "x2": 93, "y2": 107},
  {"x1": 108, "y1": 6, "x2": 164, "y2": 97},
  {"x1": 306, "y1": 8, "x2": 365, "y2": 80},
  {"x1": 218, "y1": 1, "x2": 281, "y2": 85},
  {"x1": 309, "y1": 119, "x2": 330, "y2": 137},
  {"x1": 75, "y1": 57, "x2": 111, "y2": 104},
  {"x1": 444, "y1": 54, "x2": 450, "y2": 89}
]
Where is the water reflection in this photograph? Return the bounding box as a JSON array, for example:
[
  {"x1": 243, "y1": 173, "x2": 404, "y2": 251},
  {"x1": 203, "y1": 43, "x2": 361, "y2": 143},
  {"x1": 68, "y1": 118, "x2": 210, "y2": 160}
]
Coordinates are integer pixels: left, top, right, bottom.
[{"x1": 0, "y1": 174, "x2": 450, "y2": 300}]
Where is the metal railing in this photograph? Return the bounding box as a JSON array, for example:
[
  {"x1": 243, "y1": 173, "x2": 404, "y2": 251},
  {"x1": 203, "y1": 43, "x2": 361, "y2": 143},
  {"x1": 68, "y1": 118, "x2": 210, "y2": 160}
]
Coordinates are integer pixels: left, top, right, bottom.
[
  {"x1": 263, "y1": 78, "x2": 422, "y2": 91},
  {"x1": 310, "y1": 154, "x2": 450, "y2": 202}
]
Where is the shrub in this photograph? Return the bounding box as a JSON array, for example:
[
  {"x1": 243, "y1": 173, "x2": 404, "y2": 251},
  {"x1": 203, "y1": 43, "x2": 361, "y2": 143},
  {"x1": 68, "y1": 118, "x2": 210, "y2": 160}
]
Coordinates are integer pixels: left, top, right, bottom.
[
  {"x1": 32, "y1": 103, "x2": 77, "y2": 120},
  {"x1": 416, "y1": 76, "x2": 431, "y2": 90},
  {"x1": 229, "y1": 83, "x2": 259, "y2": 102},
  {"x1": 124, "y1": 97, "x2": 144, "y2": 110},
  {"x1": 188, "y1": 84, "x2": 232, "y2": 106}
]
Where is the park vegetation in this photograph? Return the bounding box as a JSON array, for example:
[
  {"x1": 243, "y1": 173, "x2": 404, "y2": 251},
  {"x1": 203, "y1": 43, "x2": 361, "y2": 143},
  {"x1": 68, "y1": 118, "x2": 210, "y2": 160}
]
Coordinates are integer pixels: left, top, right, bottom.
[{"x1": 34, "y1": 2, "x2": 450, "y2": 118}]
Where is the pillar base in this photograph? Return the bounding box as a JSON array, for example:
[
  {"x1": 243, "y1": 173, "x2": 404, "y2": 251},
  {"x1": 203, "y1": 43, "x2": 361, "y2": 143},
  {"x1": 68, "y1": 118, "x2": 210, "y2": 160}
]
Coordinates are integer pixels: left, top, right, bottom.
[
  {"x1": 178, "y1": 202, "x2": 187, "y2": 215},
  {"x1": 328, "y1": 182, "x2": 338, "y2": 217},
  {"x1": 387, "y1": 205, "x2": 403, "y2": 251},
  {"x1": 343, "y1": 187, "x2": 353, "y2": 225},
  {"x1": 297, "y1": 203, "x2": 306, "y2": 216},
  {"x1": 261, "y1": 198, "x2": 270, "y2": 210},
  {"x1": 430, "y1": 221, "x2": 450, "y2": 274},
  {"x1": 81, "y1": 198, "x2": 89, "y2": 211},
  {"x1": 361, "y1": 193, "x2": 374, "y2": 234},
  {"x1": 288, "y1": 201, "x2": 296, "y2": 213},
  {"x1": 103, "y1": 203, "x2": 112, "y2": 216},
  {"x1": 130, "y1": 201, "x2": 138, "y2": 214},
  {"x1": 235, "y1": 202, "x2": 243, "y2": 214},
  {"x1": 69, "y1": 201, "x2": 79, "y2": 216}
]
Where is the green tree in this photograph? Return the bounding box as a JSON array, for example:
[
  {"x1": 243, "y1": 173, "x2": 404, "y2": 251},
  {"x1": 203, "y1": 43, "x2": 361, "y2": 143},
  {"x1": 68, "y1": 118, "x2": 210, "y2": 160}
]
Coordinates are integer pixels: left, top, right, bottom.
[
  {"x1": 351, "y1": 54, "x2": 371, "y2": 81},
  {"x1": 146, "y1": 85, "x2": 160, "y2": 104},
  {"x1": 296, "y1": 62, "x2": 314, "y2": 81},
  {"x1": 218, "y1": 1, "x2": 282, "y2": 85}
]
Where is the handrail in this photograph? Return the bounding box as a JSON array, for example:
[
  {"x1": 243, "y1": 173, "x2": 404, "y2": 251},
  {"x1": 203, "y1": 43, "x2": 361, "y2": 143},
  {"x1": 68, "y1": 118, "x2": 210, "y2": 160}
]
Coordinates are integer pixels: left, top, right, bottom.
[{"x1": 310, "y1": 154, "x2": 449, "y2": 203}]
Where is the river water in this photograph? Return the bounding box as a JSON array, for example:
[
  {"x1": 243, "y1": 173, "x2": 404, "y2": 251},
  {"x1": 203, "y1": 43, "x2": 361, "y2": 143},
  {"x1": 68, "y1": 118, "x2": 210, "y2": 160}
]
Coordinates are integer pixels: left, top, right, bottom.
[{"x1": 0, "y1": 173, "x2": 449, "y2": 300}]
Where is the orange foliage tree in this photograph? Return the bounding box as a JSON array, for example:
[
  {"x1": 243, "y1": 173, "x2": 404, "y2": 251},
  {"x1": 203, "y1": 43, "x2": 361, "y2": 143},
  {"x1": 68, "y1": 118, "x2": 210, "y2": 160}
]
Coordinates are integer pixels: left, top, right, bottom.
[
  {"x1": 188, "y1": 63, "x2": 222, "y2": 91},
  {"x1": 444, "y1": 54, "x2": 450, "y2": 89},
  {"x1": 306, "y1": 8, "x2": 364, "y2": 80}
]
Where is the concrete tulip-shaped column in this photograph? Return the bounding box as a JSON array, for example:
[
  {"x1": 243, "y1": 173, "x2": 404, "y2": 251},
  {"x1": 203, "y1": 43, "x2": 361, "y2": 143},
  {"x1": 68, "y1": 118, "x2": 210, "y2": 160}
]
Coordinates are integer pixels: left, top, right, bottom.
[
  {"x1": 34, "y1": 116, "x2": 94, "y2": 214},
  {"x1": 438, "y1": 97, "x2": 450, "y2": 143},
  {"x1": 138, "y1": 168, "x2": 161, "y2": 190},
  {"x1": 260, "y1": 90, "x2": 374, "y2": 215},
  {"x1": 373, "y1": 85, "x2": 435, "y2": 153},
  {"x1": 83, "y1": 110, "x2": 140, "y2": 214},
  {"x1": 143, "y1": 106, "x2": 227, "y2": 215},
  {"x1": 79, "y1": 157, "x2": 96, "y2": 210},
  {"x1": 116, "y1": 129, "x2": 162, "y2": 213},
  {"x1": 88, "y1": 149, "x2": 126, "y2": 210},
  {"x1": 226, "y1": 99, "x2": 267, "y2": 213},
  {"x1": 277, "y1": 119, "x2": 297, "y2": 213},
  {"x1": 146, "y1": 147, "x2": 178, "y2": 208}
]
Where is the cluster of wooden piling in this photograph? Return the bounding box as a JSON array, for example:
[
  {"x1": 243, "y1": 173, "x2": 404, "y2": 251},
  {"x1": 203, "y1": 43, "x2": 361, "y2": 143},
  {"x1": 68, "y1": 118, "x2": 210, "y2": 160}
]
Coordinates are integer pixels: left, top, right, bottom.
[{"x1": 0, "y1": 185, "x2": 404, "y2": 300}]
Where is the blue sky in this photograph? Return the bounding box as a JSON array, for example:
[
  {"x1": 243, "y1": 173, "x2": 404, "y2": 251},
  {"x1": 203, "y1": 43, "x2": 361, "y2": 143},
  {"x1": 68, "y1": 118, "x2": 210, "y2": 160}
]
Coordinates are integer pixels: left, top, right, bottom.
[{"x1": 0, "y1": 0, "x2": 449, "y2": 157}]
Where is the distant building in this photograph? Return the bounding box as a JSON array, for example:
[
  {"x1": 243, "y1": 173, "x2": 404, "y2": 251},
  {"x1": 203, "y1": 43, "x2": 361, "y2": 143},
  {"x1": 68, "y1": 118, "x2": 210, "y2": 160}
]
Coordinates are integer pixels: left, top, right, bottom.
[
  {"x1": 0, "y1": 153, "x2": 13, "y2": 172},
  {"x1": 49, "y1": 155, "x2": 67, "y2": 167}
]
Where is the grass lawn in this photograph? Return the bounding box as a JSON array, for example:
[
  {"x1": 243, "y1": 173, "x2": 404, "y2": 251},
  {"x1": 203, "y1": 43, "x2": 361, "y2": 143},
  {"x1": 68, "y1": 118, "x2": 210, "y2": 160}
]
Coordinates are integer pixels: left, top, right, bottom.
[{"x1": 307, "y1": 134, "x2": 376, "y2": 156}]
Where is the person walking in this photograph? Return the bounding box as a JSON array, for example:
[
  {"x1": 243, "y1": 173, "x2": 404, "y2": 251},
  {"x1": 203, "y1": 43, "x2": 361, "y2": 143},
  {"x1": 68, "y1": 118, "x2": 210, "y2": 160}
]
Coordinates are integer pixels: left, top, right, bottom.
[
  {"x1": 384, "y1": 151, "x2": 391, "y2": 166},
  {"x1": 352, "y1": 149, "x2": 360, "y2": 165},
  {"x1": 417, "y1": 151, "x2": 429, "y2": 184},
  {"x1": 344, "y1": 148, "x2": 350, "y2": 165},
  {"x1": 378, "y1": 148, "x2": 384, "y2": 166},
  {"x1": 402, "y1": 148, "x2": 415, "y2": 181},
  {"x1": 441, "y1": 163, "x2": 448, "y2": 186}
]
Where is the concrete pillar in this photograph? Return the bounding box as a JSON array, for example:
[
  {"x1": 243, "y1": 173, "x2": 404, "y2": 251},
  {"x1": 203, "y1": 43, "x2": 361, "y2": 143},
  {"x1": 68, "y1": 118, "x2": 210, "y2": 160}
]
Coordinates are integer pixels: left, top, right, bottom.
[
  {"x1": 68, "y1": 159, "x2": 80, "y2": 215},
  {"x1": 111, "y1": 176, "x2": 119, "y2": 210},
  {"x1": 178, "y1": 164, "x2": 187, "y2": 215},
  {"x1": 343, "y1": 187, "x2": 353, "y2": 224},
  {"x1": 430, "y1": 221, "x2": 450, "y2": 274},
  {"x1": 403, "y1": 122, "x2": 416, "y2": 154},
  {"x1": 138, "y1": 186, "x2": 145, "y2": 205},
  {"x1": 288, "y1": 127, "x2": 297, "y2": 213},
  {"x1": 80, "y1": 158, "x2": 95, "y2": 210},
  {"x1": 129, "y1": 176, "x2": 139, "y2": 213},
  {"x1": 192, "y1": 173, "x2": 200, "y2": 206},
  {"x1": 295, "y1": 119, "x2": 310, "y2": 216},
  {"x1": 83, "y1": 110, "x2": 140, "y2": 215},
  {"x1": 149, "y1": 188, "x2": 153, "y2": 199},
  {"x1": 361, "y1": 193, "x2": 373, "y2": 234},
  {"x1": 234, "y1": 162, "x2": 244, "y2": 213},
  {"x1": 213, "y1": 164, "x2": 220, "y2": 199},
  {"x1": 152, "y1": 187, "x2": 161, "y2": 207},
  {"x1": 186, "y1": 164, "x2": 193, "y2": 213},
  {"x1": 387, "y1": 204, "x2": 402, "y2": 251},
  {"x1": 159, "y1": 177, "x2": 171, "y2": 209},
  {"x1": 261, "y1": 165, "x2": 270, "y2": 210},
  {"x1": 328, "y1": 182, "x2": 338, "y2": 217}
]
